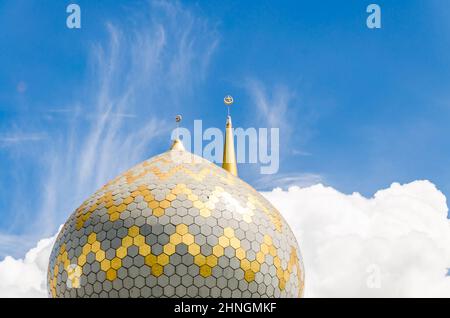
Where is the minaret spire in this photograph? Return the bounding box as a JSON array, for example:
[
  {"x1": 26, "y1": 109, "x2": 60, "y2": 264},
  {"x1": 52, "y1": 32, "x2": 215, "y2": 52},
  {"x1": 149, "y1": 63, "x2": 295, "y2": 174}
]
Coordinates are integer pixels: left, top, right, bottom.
[{"x1": 222, "y1": 95, "x2": 238, "y2": 176}]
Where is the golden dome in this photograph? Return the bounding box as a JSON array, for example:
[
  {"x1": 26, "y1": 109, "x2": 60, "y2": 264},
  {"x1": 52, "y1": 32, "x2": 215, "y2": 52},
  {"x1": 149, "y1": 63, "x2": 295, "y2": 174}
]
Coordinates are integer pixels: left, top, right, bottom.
[{"x1": 48, "y1": 144, "x2": 305, "y2": 297}]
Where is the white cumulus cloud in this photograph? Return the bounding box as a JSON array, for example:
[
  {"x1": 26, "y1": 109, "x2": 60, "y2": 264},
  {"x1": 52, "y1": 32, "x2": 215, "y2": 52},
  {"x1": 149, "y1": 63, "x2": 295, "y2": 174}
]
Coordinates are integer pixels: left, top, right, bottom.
[
  {"x1": 0, "y1": 180, "x2": 449, "y2": 297},
  {"x1": 0, "y1": 231, "x2": 57, "y2": 297},
  {"x1": 263, "y1": 180, "x2": 450, "y2": 297}
]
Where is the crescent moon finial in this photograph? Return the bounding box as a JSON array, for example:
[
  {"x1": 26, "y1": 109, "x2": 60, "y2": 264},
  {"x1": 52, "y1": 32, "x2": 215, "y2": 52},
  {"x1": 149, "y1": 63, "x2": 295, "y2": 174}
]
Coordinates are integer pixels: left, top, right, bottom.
[{"x1": 224, "y1": 95, "x2": 234, "y2": 106}]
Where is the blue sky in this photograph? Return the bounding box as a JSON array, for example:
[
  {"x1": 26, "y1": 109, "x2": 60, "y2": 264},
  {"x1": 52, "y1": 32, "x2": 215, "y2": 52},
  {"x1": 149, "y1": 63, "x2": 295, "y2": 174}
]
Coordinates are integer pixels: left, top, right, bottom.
[{"x1": 0, "y1": 0, "x2": 449, "y2": 257}]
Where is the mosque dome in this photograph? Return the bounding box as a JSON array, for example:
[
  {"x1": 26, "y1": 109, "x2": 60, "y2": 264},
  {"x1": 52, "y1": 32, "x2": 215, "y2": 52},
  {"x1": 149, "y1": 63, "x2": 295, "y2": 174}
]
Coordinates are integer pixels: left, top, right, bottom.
[{"x1": 47, "y1": 112, "x2": 305, "y2": 298}]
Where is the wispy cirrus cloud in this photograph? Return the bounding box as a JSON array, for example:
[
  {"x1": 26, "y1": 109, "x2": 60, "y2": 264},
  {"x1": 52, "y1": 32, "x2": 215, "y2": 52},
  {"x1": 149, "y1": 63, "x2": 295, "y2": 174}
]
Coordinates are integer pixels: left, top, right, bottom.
[
  {"x1": 0, "y1": 1, "x2": 218, "y2": 258},
  {"x1": 244, "y1": 78, "x2": 321, "y2": 186},
  {"x1": 0, "y1": 133, "x2": 46, "y2": 147},
  {"x1": 254, "y1": 172, "x2": 324, "y2": 190},
  {"x1": 246, "y1": 79, "x2": 296, "y2": 135}
]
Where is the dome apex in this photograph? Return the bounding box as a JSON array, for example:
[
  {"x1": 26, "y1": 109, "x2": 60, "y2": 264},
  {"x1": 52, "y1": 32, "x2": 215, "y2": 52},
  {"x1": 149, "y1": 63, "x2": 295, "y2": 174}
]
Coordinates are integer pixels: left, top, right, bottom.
[{"x1": 170, "y1": 138, "x2": 185, "y2": 151}]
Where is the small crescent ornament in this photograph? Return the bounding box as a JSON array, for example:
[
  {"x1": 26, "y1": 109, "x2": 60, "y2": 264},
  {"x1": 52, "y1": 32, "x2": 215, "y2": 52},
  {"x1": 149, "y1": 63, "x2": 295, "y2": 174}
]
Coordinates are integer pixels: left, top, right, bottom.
[
  {"x1": 175, "y1": 115, "x2": 182, "y2": 123},
  {"x1": 224, "y1": 95, "x2": 234, "y2": 106}
]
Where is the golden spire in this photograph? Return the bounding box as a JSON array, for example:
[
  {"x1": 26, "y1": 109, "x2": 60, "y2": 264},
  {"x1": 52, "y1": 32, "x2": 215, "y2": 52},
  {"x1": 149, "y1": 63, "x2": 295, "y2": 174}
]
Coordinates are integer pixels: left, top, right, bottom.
[
  {"x1": 170, "y1": 114, "x2": 185, "y2": 151},
  {"x1": 222, "y1": 95, "x2": 238, "y2": 176}
]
